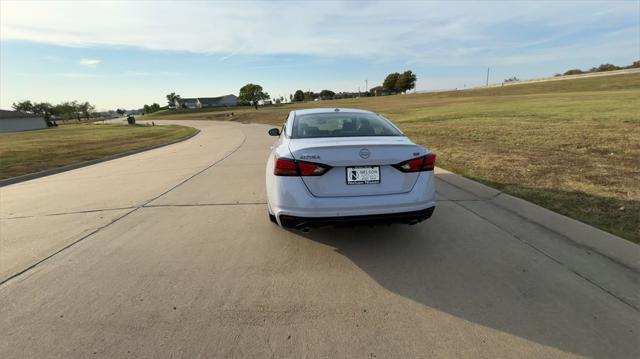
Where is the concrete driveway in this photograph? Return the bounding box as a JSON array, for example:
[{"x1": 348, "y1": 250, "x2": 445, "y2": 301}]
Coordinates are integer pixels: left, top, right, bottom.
[{"x1": 1, "y1": 120, "x2": 638, "y2": 358}]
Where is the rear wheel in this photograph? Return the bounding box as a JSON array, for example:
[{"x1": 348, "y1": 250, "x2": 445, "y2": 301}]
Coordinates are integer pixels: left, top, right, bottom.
[{"x1": 269, "y1": 213, "x2": 277, "y2": 224}]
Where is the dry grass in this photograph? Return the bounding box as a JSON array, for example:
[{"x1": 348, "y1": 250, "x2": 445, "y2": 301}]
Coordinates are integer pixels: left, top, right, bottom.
[
  {"x1": 0, "y1": 123, "x2": 197, "y2": 180},
  {"x1": 151, "y1": 73, "x2": 640, "y2": 242}
]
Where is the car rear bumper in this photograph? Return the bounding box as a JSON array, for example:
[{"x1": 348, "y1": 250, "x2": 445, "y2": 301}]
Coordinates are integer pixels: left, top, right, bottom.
[
  {"x1": 268, "y1": 169, "x2": 436, "y2": 214},
  {"x1": 278, "y1": 206, "x2": 435, "y2": 231}
]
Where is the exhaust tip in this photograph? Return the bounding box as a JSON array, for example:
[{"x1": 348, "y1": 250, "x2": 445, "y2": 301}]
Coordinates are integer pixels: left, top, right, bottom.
[
  {"x1": 299, "y1": 226, "x2": 312, "y2": 233},
  {"x1": 408, "y1": 219, "x2": 420, "y2": 225}
]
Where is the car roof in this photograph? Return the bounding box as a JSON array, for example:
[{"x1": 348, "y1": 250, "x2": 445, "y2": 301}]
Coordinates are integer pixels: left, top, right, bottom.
[{"x1": 291, "y1": 108, "x2": 376, "y2": 116}]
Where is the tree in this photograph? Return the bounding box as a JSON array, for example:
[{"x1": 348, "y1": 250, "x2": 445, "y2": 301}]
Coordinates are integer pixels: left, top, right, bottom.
[
  {"x1": 383, "y1": 72, "x2": 400, "y2": 92},
  {"x1": 143, "y1": 103, "x2": 161, "y2": 114},
  {"x1": 32, "y1": 102, "x2": 55, "y2": 120},
  {"x1": 319, "y1": 90, "x2": 335, "y2": 100},
  {"x1": 369, "y1": 86, "x2": 384, "y2": 96},
  {"x1": 166, "y1": 92, "x2": 181, "y2": 107},
  {"x1": 116, "y1": 109, "x2": 126, "y2": 116},
  {"x1": 12, "y1": 100, "x2": 34, "y2": 113},
  {"x1": 293, "y1": 90, "x2": 305, "y2": 102},
  {"x1": 503, "y1": 76, "x2": 519, "y2": 83},
  {"x1": 592, "y1": 64, "x2": 620, "y2": 72},
  {"x1": 289, "y1": 94, "x2": 293, "y2": 102},
  {"x1": 395, "y1": 70, "x2": 417, "y2": 93},
  {"x1": 78, "y1": 101, "x2": 95, "y2": 120},
  {"x1": 55, "y1": 101, "x2": 81, "y2": 121},
  {"x1": 238, "y1": 83, "x2": 269, "y2": 109},
  {"x1": 563, "y1": 69, "x2": 583, "y2": 75},
  {"x1": 627, "y1": 60, "x2": 640, "y2": 69}
]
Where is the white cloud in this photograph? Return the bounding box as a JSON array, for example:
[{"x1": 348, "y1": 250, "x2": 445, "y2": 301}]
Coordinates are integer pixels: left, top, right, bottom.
[
  {"x1": 78, "y1": 58, "x2": 101, "y2": 67},
  {"x1": 0, "y1": 1, "x2": 637, "y2": 64}
]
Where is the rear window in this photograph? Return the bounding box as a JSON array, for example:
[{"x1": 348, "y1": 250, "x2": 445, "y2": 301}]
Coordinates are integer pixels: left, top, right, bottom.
[{"x1": 292, "y1": 112, "x2": 402, "y2": 138}]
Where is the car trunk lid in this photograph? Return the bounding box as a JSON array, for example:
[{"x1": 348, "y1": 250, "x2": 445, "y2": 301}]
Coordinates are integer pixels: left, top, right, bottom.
[{"x1": 288, "y1": 137, "x2": 426, "y2": 197}]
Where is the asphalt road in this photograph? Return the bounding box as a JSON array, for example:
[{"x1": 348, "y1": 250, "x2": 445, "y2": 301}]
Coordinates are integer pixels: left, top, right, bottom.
[{"x1": 1, "y1": 121, "x2": 638, "y2": 358}]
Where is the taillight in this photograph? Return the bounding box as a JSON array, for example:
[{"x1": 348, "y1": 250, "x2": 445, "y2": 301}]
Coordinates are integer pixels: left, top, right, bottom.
[
  {"x1": 274, "y1": 157, "x2": 298, "y2": 176},
  {"x1": 274, "y1": 157, "x2": 331, "y2": 176},
  {"x1": 393, "y1": 154, "x2": 436, "y2": 172},
  {"x1": 296, "y1": 161, "x2": 331, "y2": 176}
]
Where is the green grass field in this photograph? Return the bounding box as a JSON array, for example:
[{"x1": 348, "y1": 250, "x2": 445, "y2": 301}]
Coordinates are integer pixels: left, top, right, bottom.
[
  {"x1": 151, "y1": 73, "x2": 640, "y2": 242},
  {"x1": 0, "y1": 123, "x2": 197, "y2": 180}
]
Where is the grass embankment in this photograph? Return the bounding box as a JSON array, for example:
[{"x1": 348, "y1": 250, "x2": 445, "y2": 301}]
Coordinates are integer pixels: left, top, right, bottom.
[
  {"x1": 150, "y1": 74, "x2": 640, "y2": 242},
  {"x1": 0, "y1": 123, "x2": 197, "y2": 180}
]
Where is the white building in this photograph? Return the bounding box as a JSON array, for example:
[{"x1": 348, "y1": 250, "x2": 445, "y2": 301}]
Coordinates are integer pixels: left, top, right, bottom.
[{"x1": 0, "y1": 110, "x2": 48, "y2": 133}]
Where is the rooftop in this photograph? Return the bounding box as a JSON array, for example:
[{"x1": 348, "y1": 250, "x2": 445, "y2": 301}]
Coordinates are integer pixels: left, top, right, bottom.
[{"x1": 0, "y1": 109, "x2": 43, "y2": 119}]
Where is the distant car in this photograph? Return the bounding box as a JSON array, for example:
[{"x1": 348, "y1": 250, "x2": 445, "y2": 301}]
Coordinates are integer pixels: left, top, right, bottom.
[{"x1": 265, "y1": 108, "x2": 436, "y2": 232}]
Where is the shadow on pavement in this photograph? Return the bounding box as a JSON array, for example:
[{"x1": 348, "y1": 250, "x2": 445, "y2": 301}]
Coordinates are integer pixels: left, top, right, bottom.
[
  {"x1": 292, "y1": 203, "x2": 639, "y2": 358},
  {"x1": 454, "y1": 174, "x2": 639, "y2": 244}
]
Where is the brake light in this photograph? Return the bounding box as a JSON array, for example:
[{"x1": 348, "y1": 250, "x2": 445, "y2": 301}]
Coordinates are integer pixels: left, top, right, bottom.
[
  {"x1": 274, "y1": 157, "x2": 331, "y2": 176},
  {"x1": 393, "y1": 154, "x2": 436, "y2": 172},
  {"x1": 296, "y1": 161, "x2": 331, "y2": 176},
  {"x1": 274, "y1": 157, "x2": 298, "y2": 176}
]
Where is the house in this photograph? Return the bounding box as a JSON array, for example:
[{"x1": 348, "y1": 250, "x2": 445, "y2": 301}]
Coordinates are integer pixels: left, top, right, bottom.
[
  {"x1": 174, "y1": 95, "x2": 238, "y2": 109},
  {"x1": 175, "y1": 98, "x2": 199, "y2": 109},
  {"x1": 197, "y1": 95, "x2": 238, "y2": 107},
  {"x1": 0, "y1": 110, "x2": 48, "y2": 133}
]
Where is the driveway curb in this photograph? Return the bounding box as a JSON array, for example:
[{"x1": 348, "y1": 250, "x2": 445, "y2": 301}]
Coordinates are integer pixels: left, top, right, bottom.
[
  {"x1": 434, "y1": 167, "x2": 640, "y2": 272},
  {"x1": 0, "y1": 128, "x2": 201, "y2": 187}
]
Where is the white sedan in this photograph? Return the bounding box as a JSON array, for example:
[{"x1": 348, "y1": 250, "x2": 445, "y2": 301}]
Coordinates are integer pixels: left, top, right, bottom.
[{"x1": 265, "y1": 108, "x2": 436, "y2": 231}]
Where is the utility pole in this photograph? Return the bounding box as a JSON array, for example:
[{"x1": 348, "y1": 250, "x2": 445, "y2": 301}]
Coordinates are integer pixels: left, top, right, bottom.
[
  {"x1": 365, "y1": 79, "x2": 368, "y2": 94},
  {"x1": 486, "y1": 67, "x2": 490, "y2": 86}
]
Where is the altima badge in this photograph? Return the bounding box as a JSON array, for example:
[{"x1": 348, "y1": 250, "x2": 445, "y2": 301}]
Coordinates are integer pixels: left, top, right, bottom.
[
  {"x1": 359, "y1": 148, "x2": 370, "y2": 159},
  {"x1": 299, "y1": 154, "x2": 320, "y2": 160}
]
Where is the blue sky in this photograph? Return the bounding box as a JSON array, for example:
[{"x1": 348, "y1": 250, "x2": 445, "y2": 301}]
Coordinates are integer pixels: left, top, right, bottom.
[{"x1": 1, "y1": 0, "x2": 638, "y2": 110}]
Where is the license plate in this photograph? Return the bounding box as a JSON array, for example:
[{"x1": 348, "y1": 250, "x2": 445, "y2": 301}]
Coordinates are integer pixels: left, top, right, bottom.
[{"x1": 346, "y1": 166, "x2": 380, "y2": 185}]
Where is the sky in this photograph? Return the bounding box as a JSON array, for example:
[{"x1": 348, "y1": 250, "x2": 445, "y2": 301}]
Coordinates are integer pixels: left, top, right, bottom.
[{"x1": 1, "y1": 0, "x2": 639, "y2": 110}]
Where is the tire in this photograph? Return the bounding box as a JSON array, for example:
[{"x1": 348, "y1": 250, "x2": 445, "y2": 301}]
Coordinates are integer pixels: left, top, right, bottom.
[{"x1": 269, "y1": 213, "x2": 277, "y2": 224}]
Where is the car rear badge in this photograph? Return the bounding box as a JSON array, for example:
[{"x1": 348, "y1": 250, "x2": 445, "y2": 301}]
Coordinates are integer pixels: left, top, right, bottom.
[
  {"x1": 299, "y1": 154, "x2": 320, "y2": 160},
  {"x1": 359, "y1": 148, "x2": 371, "y2": 159}
]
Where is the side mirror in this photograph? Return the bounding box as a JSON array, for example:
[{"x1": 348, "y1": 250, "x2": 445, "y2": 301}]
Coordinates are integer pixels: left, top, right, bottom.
[{"x1": 268, "y1": 128, "x2": 281, "y2": 136}]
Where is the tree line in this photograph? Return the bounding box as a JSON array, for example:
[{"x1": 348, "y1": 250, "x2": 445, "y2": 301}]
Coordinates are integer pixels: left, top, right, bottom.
[
  {"x1": 12, "y1": 100, "x2": 95, "y2": 121},
  {"x1": 286, "y1": 70, "x2": 417, "y2": 102},
  {"x1": 235, "y1": 70, "x2": 417, "y2": 108},
  {"x1": 557, "y1": 61, "x2": 639, "y2": 76}
]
